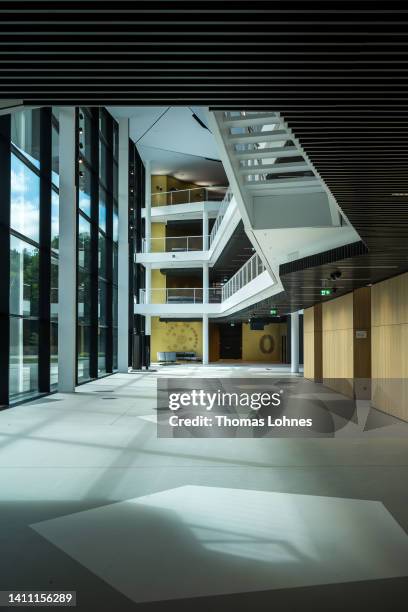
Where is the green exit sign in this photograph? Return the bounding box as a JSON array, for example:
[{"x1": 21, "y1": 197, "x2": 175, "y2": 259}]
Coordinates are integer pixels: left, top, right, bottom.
[
  {"x1": 320, "y1": 289, "x2": 332, "y2": 296},
  {"x1": 270, "y1": 308, "x2": 277, "y2": 315}
]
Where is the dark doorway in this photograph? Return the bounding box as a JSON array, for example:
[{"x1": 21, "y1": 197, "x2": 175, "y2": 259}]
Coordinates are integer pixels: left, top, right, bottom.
[{"x1": 218, "y1": 323, "x2": 242, "y2": 359}]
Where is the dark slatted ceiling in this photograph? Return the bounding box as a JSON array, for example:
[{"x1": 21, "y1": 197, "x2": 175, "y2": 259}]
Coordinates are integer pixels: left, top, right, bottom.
[{"x1": 3, "y1": 2, "x2": 408, "y2": 312}]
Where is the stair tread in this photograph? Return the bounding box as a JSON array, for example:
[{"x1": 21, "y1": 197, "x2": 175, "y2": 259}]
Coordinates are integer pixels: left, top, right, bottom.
[
  {"x1": 224, "y1": 114, "x2": 281, "y2": 128},
  {"x1": 235, "y1": 146, "x2": 299, "y2": 159},
  {"x1": 239, "y1": 162, "x2": 310, "y2": 175},
  {"x1": 245, "y1": 176, "x2": 320, "y2": 188}
]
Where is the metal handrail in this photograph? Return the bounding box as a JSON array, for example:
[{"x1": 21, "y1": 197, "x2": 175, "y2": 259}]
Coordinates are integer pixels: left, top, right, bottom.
[
  {"x1": 139, "y1": 287, "x2": 222, "y2": 304},
  {"x1": 209, "y1": 186, "x2": 233, "y2": 246},
  {"x1": 221, "y1": 252, "x2": 266, "y2": 301},
  {"x1": 151, "y1": 185, "x2": 227, "y2": 207},
  {"x1": 142, "y1": 235, "x2": 209, "y2": 253},
  {"x1": 138, "y1": 254, "x2": 265, "y2": 305}
]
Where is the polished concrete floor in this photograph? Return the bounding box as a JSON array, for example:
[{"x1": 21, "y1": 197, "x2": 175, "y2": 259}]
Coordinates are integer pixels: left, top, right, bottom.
[{"x1": 0, "y1": 364, "x2": 408, "y2": 610}]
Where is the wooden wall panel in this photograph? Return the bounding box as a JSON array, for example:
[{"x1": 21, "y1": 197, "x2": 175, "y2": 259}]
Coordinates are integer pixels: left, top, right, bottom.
[
  {"x1": 303, "y1": 307, "x2": 315, "y2": 379},
  {"x1": 303, "y1": 304, "x2": 322, "y2": 382},
  {"x1": 372, "y1": 272, "x2": 408, "y2": 327},
  {"x1": 322, "y1": 292, "x2": 353, "y2": 332},
  {"x1": 322, "y1": 293, "x2": 354, "y2": 397},
  {"x1": 353, "y1": 287, "x2": 371, "y2": 399},
  {"x1": 314, "y1": 303, "x2": 323, "y2": 383},
  {"x1": 372, "y1": 271, "x2": 408, "y2": 421},
  {"x1": 209, "y1": 323, "x2": 220, "y2": 363},
  {"x1": 305, "y1": 289, "x2": 372, "y2": 398}
]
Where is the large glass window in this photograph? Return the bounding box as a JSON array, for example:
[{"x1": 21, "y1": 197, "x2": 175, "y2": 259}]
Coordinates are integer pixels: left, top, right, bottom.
[
  {"x1": 99, "y1": 186, "x2": 107, "y2": 233},
  {"x1": 51, "y1": 189, "x2": 59, "y2": 253},
  {"x1": 77, "y1": 269, "x2": 91, "y2": 383},
  {"x1": 99, "y1": 139, "x2": 108, "y2": 186},
  {"x1": 78, "y1": 270, "x2": 91, "y2": 325},
  {"x1": 50, "y1": 110, "x2": 60, "y2": 389},
  {"x1": 113, "y1": 201, "x2": 119, "y2": 244},
  {"x1": 9, "y1": 317, "x2": 39, "y2": 401},
  {"x1": 10, "y1": 153, "x2": 40, "y2": 243},
  {"x1": 10, "y1": 236, "x2": 39, "y2": 318},
  {"x1": 79, "y1": 166, "x2": 92, "y2": 218},
  {"x1": 76, "y1": 108, "x2": 120, "y2": 382},
  {"x1": 98, "y1": 327, "x2": 107, "y2": 375},
  {"x1": 78, "y1": 216, "x2": 91, "y2": 271},
  {"x1": 8, "y1": 109, "x2": 51, "y2": 403},
  {"x1": 51, "y1": 124, "x2": 59, "y2": 187},
  {"x1": 113, "y1": 245, "x2": 118, "y2": 285},
  {"x1": 77, "y1": 324, "x2": 91, "y2": 383},
  {"x1": 11, "y1": 109, "x2": 41, "y2": 169},
  {"x1": 98, "y1": 233, "x2": 106, "y2": 279},
  {"x1": 78, "y1": 109, "x2": 93, "y2": 164},
  {"x1": 50, "y1": 256, "x2": 59, "y2": 388}
]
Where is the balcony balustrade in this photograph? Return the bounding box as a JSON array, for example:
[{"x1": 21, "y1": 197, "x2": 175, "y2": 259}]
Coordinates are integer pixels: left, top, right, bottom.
[
  {"x1": 139, "y1": 287, "x2": 222, "y2": 304},
  {"x1": 151, "y1": 186, "x2": 227, "y2": 207}
]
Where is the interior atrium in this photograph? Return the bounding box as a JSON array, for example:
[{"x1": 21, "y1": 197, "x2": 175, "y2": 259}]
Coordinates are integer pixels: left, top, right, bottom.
[{"x1": 0, "y1": 3, "x2": 408, "y2": 611}]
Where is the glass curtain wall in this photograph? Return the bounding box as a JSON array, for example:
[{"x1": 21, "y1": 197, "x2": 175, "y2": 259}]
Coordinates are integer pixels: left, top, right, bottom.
[
  {"x1": 50, "y1": 112, "x2": 59, "y2": 389},
  {"x1": 9, "y1": 111, "x2": 41, "y2": 401},
  {"x1": 77, "y1": 107, "x2": 118, "y2": 383},
  {"x1": 129, "y1": 140, "x2": 145, "y2": 367},
  {"x1": 0, "y1": 108, "x2": 59, "y2": 405},
  {"x1": 0, "y1": 105, "x2": 120, "y2": 406}
]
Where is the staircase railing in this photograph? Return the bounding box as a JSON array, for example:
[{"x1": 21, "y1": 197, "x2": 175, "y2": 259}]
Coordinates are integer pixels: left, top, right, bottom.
[
  {"x1": 209, "y1": 186, "x2": 233, "y2": 246},
  {"x1": 221, "y1": 252, "x2": 266, "y2": 301}
]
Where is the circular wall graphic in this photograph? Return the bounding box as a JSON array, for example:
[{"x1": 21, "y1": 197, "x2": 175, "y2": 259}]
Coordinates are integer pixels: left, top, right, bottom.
[
  {"x1": 260, "y1": 334, "x2": 275, "y2": 354},
  {"x1": 165, "y1": 324, "x2": 199, "y2": 352}
]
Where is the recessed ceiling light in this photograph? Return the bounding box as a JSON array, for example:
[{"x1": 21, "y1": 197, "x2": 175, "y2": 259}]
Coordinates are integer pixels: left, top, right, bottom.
[{"x1": 392, "y1": 192, "x2": 408, "y2": 196}]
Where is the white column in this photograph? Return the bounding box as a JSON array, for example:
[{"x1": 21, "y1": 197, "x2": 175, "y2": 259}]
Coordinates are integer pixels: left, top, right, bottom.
[
  {"x1": 118, "y1": 117, "x2": 129, "y2": 373},
  {"x1": 58, "y1": 107, "x2": 76, "y2": 392},
  {"x1": 202, "y1": 314, "x2": 209, "y2": 365},
  {"x1": 145, "y1": 263, "x2": 151, "y2": 336},
  {"x1": 202, "y1": 207, "x2": 209, "y2": 251},
  {"x1": 291, "y1": 311, "x2": 299, "y2": 374},
  {"x1": 202, "y1": 262, "x2": 209, "y2": 304},
  {"x1": 145, "y1": 160, "x2": 151, "y2": 252}
]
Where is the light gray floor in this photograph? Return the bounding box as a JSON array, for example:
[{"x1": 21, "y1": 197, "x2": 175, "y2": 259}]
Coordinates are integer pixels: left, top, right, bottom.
[{"x1": 1, "y1": 364, "x2": 408, "y2": 611}]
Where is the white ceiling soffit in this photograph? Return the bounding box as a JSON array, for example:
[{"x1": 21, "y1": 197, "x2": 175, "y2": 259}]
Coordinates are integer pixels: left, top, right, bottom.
[
  {"x1": 138, "y1": 145, "x2": 226, "y2": 185},
  {"x1": 106, "y1": 106, "x2": 227, "y2": 186}
]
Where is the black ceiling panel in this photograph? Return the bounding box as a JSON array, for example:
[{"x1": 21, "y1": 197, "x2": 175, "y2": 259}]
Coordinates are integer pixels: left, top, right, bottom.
[{"x1": 3, "y1": 2, "x2": 408, "y2": 313}]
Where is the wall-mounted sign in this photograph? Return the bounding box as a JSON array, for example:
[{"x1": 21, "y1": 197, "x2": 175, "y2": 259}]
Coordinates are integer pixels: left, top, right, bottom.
[
  {"x1": 355, "y1": 330, "x2": 368, "y2": 339},
  {"x1": 270, "y1": 309, "x2": 277, "y2": 315},
  {"x1": 320, "y1": 289, "x2": 332, "y2": 296}
]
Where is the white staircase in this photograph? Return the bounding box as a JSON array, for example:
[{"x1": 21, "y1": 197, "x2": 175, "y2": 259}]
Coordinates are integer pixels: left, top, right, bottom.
[
  {"x1": 209, "y1": 110, "x2": 323, "y2": 202},
  {"x1": 207, "y1": 110, "x2": 361, "y2": 300}
]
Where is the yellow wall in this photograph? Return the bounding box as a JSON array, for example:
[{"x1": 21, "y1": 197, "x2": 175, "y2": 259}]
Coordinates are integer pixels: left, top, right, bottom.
[
  {"x1": 151, "y1": 269, "x2": 166, "y2": 304},
  {"x1": 372, "y1": 271, "x2": 408, "y2": 421},
  {"x1": 151, "y1": 320, "x2": 285, "y2": 364},
  {"x1": 151, "y1": 175, "x2": 168, "y2": 207},
  {"x1": 151, "y1": 175, "x2": 202, "y2": 207},
  {"x1": 242, "y1": 323, "x2": 285, "y2": 362},
  {"x1": 151, "y1": 221, "x2": 165, "y2": 253},
  {"x1": 322, "y1": 293, "x2": 354, "y2": 397},
  {"x1": 151, "y1": 318, "x2": 203, "y2": 361}
]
